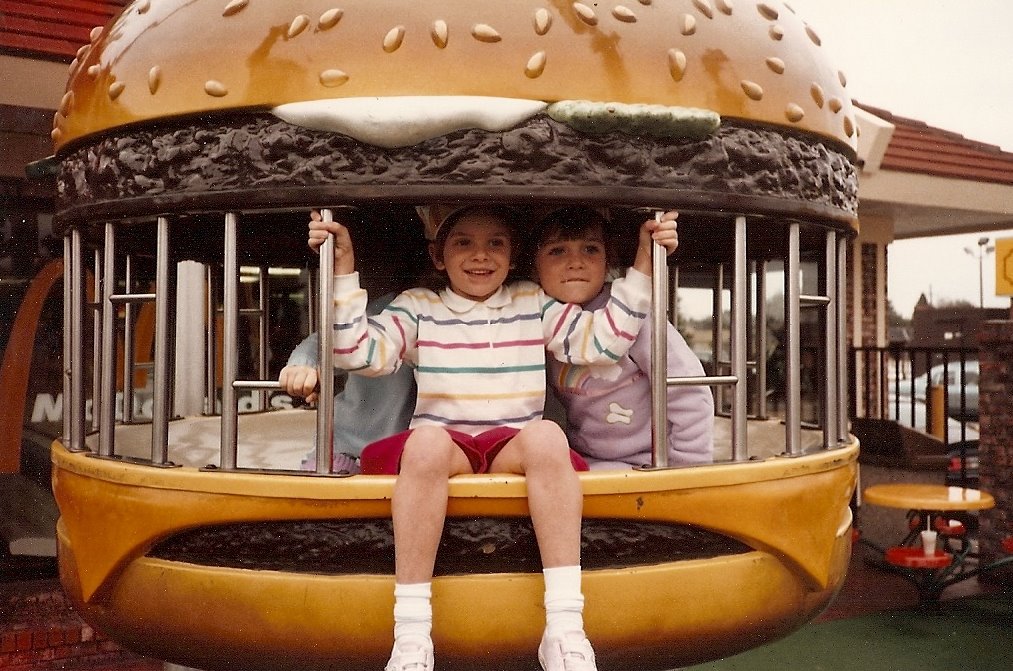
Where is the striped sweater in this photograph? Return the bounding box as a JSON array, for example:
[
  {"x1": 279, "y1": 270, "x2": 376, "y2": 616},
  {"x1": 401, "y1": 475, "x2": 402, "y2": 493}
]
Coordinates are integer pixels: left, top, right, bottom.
[{"x1": 331, "y1": 269, "x2": 652, "y2": 435}]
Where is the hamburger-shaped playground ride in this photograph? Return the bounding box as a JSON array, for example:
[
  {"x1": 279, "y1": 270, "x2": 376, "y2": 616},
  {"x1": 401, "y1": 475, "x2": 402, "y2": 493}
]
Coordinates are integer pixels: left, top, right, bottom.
[{"x1": 51, "y1": 2, "x2": 859, "y2": 670}]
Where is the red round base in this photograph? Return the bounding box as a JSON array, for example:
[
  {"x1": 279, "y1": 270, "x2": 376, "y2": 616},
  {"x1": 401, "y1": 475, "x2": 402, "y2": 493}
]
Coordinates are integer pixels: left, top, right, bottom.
[{"x1": 885, "y1": 546, "x2": 953, "y2": 569}]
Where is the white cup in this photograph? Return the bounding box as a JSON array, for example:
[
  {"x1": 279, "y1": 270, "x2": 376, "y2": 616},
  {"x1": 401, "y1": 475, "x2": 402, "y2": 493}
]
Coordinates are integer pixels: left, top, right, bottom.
[{"x1": 921, "y1": 530, "x2": 938, "y2": 556}]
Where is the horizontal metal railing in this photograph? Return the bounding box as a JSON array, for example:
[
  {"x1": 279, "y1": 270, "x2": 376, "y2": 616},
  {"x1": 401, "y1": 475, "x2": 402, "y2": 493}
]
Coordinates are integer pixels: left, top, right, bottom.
[{"x1": 849, "y1": 345, "x2": 978, "y2": 445}]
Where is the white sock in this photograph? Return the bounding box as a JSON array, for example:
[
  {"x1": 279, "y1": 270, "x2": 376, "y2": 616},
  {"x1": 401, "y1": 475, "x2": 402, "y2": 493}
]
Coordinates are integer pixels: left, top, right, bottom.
[
  {"x1": 393, "y1": 582, "x2": 433, "y2": 644},
  {"x1": 543, "y1": 565, "x2": 585, "y2": 637}
]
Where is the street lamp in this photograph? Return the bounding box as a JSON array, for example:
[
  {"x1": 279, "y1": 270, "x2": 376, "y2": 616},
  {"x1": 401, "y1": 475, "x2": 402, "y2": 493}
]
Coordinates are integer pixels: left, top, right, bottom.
[{"x1": 963, "y1": 237, "x2": 995, "y2": 308}]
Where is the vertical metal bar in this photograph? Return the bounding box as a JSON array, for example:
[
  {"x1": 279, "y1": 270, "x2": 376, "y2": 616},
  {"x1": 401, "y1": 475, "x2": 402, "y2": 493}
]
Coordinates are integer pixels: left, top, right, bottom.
[
  {"x1": 70, "y1": 229, "x2": 85, "y2": 452},
  {"x1": 91, "y1": 249, "x2": 102, "y2": 432},
  {"x1": 62, "y1": 235, "x2": 72, "y2": 447},
  {"x1": 205, "y1": 265, "x2": 218, "y2": 415},
  {"x1": 746, "y1": 260, "x2": 756, "y2": 416},
  {"x1": 98, "y1": 224, "x2": 117, "y2": 457},
  {"x1": 823, "y1": 230, "x2": 838, "y2": 448},
  {"x1": 711, "y1": 265, "x2": 724, "y2": 411},
  {"x1": 258, "y1": 266, "x2": 270, "y2": 411},
  {"x1": 838, "y1": 238, "x2": 846, "y2": 441},
  {"x1": 316, "y1": 209, "x2": 336, "y2": 474},
  {"x1": 650, "y1": 213, "x2": 669, "y2": 469},
  {"x1": 730, "y1": 216, "x2": 748, "y2": 461},
  {"x1": 757, "y1": 260, "x2": 768, "y2": 420},
  {"x1": 221, "y1": 213, "x2": 240, "y2": 470},
  {"x1": 122, "y1": 255, "x2": 135, "y2": 423},
  {"x1": 150, "y1": 217, "x2": 172, "y2": 464},
  {"x1": 785, "y1": 222, "x2": 802, "y2": 455}
]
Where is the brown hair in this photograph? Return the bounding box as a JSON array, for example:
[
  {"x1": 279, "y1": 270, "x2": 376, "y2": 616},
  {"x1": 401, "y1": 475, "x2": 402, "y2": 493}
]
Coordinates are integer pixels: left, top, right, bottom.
[
  {"x1": 419, "y1": 205, "x2": 524, "y2": 291},
  {"x1": 522, "y1": 206, "x2": 616, "y2": 277}
]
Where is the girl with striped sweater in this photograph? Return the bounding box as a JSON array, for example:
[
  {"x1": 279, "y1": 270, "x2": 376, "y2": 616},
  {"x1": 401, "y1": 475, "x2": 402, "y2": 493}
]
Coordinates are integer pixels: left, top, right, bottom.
[{"x1": 307, "y1": 205, "x2": 678, "y2": 671}]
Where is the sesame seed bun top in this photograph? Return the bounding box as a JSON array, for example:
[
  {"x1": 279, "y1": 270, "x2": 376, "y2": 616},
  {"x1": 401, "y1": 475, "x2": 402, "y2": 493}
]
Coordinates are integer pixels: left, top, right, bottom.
[{"x1": 53, "y1": 0, "x2": 857, "y2": 154}]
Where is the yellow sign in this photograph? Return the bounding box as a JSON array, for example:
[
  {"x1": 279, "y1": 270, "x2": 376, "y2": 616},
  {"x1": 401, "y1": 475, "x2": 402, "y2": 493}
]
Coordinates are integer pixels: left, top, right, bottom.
[{"x1": 998, "y1": 238, "x2": 1013, "y2": 296}]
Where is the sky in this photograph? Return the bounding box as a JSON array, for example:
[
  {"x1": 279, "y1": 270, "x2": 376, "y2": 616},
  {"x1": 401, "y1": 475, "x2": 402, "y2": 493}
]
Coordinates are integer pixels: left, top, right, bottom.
[{"x1": 786, "y1": 0, "x2": 1013, "y2": 317}]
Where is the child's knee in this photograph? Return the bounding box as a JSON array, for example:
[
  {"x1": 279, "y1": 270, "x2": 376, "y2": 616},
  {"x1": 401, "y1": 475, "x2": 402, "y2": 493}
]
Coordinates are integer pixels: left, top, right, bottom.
[
  {"x1": 401, "y1": 426, "x2": 457, "y2": 474},
  {"x1": 519, "y1": 421, "x2": 572, "y2": 467},
  {"x1": 525, "y1": 419, "x2": 566, "y2": 442}
]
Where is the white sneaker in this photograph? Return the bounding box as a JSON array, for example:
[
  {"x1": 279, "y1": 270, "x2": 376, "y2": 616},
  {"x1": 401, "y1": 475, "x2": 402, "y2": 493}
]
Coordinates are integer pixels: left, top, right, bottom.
[
  {"x1": 538, "y1": 631, "x2": 597, "y2": 671},
  {"x1": 384, "y1": 635, "x2": 434, "y2": 671}
]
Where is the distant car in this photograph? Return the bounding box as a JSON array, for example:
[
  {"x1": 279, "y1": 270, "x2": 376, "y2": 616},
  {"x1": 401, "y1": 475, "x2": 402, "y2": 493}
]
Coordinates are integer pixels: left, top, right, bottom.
[
  {"x1": 892, "y1": 360, "x2": 978, "y2": 421},
  {"x1": 945, "y1": 440, "x2": 979, "y2": 488}
]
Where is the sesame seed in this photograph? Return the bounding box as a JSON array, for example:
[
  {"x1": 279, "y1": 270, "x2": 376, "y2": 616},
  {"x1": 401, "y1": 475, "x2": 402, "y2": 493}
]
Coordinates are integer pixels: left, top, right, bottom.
[
  {"x1": 525, "y1": 51, "x2": 547, "y2": 78},
  {"x1": 319, "y1": 9, "x2": 344, "y2": 30},
  {"x1": 534, "y1": 9, "x2": 552, "y2": 35},
  {"x1": 741, "y1": 81, "x2": 763, "y2": 100},
  {"x1": 383, "y1": 26, "x2": 406, "y2": 52},
  {"x1": 573, "y1": 3, "x2": 598, "y2": 26},
  {"x1": 319, "y1": 70, "x2": 350, "y2": 87},
  {"x1": 693, "y1": 0, "x2": 715, "y2": 20},
  {"x1": 668, "y1": 49, "x2": 688, "y2": 82},
  {"x1": 431, "y1": 20, "x2": 449, "y2": 48},
  {"x1": 472, "y1": 24, "x2": 502, "y2": 42},
  {"x1": 148, "y1": 66, "x2": 161, "y2": 94},
  {"x1": 205, "y1": 80, "x2": 229, "y2": 97},
  {"x1": 766, "y1": 57, "x2": 785, "y2": 74},
  {"x1": 222, "y1": 0, "x2": 248, "y2": 18},
  {"x1": 288, "y1": 15, "x2": 311, "y2": 39}
]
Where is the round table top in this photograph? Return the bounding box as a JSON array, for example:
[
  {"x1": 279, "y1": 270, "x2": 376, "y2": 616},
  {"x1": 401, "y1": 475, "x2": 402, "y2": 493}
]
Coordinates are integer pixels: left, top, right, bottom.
[{"x1": 863, "y1": 483, "x2": 994, "y2": 511}]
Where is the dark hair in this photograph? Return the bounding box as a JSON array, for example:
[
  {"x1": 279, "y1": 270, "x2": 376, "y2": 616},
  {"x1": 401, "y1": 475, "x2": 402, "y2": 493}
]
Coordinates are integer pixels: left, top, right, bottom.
[
  {"x1": 419, "y1": 205, "x2": 524, "y2": 291},
  {"x1": 521, "y1": 206, "x2": 616, "y2": 276}
]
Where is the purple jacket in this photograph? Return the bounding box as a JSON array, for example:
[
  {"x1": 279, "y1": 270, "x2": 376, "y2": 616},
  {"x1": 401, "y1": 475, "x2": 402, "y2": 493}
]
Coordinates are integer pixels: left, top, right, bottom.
[{"x1": 546, "y1": 285, "x2": 714, "y2": 469}]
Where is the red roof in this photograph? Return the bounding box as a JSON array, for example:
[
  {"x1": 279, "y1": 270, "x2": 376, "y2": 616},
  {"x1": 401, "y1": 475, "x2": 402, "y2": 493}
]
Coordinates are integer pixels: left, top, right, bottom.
[
  {"x1": 0, "y1": 0, "x2": 127, "y2": 61},
  {"x1": 857, "y1": 102, "x2": 1013, "y2": 187}
]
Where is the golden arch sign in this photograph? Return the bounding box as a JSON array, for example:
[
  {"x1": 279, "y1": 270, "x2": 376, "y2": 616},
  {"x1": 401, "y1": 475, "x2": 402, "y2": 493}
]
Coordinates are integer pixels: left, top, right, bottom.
[{"x1": 997, "y1": 238, "x2": 1013, "y2": 296}]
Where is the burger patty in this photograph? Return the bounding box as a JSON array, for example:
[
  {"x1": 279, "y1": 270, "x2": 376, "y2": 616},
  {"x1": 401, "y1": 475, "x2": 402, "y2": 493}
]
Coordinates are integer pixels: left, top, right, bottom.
[
  {"x1": 147, "y1": 516, "x2": 752, "y2": 575},
  {"x1": 55, "y1": 111, "x2": 857, "y2": 225}
]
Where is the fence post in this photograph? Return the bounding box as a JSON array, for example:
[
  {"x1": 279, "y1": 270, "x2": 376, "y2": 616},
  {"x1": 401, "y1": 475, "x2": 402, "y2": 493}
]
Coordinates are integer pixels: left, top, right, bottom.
[{"x1": 978, "y1": 321, "x2": 1013, "y2": 585}]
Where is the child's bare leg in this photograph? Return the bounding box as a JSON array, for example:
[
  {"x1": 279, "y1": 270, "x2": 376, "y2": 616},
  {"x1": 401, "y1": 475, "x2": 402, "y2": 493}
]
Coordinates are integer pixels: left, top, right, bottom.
[
  {"x1": 490, "y1": 420, "x2": 582, "y2": 567},
  {"x1": 393, "y1": 425, "x2": 473, "y2": 581},
  {"x1": 387, "y1": 426, "x2": 472, "y2": 670},
  {"x1": 491, "y1": 420, "x2": 596, "y2": 670}
]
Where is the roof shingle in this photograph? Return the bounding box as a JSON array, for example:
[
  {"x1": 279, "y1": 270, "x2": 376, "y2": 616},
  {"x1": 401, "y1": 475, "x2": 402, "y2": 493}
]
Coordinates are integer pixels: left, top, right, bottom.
[
  {"x1": 857, "y1": 102, "x2": 1013, "y2": 186},
  {"x1": 0, "y1": 0, "x2": 127, "y2": 61}
]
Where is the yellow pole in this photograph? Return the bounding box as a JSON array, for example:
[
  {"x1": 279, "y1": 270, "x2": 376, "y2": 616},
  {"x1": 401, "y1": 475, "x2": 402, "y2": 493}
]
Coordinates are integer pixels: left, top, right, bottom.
[{"x1": 929, "y1": 384, "x2": 945, "y2": 439}]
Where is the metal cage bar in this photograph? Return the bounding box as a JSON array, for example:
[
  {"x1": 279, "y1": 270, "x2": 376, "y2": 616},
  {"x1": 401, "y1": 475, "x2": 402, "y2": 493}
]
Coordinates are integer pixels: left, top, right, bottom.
[
  {"x1": 730, "y1": 216, "x2": 748, "y2": 461},
  {"x1": 91, "y1": 249, "x2": 102, "y2": 433},
  {"x1": 711, "y1": 264, "x2": 724, "y2": 411},
  {"x1": 98, "y1": 223, "x2": 117, "y2": 456},
  {"x1": 257, "y1": 267, "x2": 270, "y2": 411},
  {"x1": 205, "y1": 266, "x2": 218, "y2": 416},
  {"x1": 785, "y1": 222, "x2": 802, "y2": 455},
  {"x1": 122, "y1": 255, "x2": 136, "y2": 423},
  {"x1": 650, "y1": 227, "x2": 670, "y2": 469},
  {"x1": 315, "y1": 209, "x2": 336, "y2": 474},
  {"x1": 221, "y1": 213, "x2": 240, "y2": 470},
  {"x1": 150, "y1": 216, "x2": 174, "y2": 465},
  {"x1": 62, "y1": 236, "x2": 72, "y2": 447},
  {"x1": 823, "y1": 229, "x2": 839, "y2": 447},
  {"x1": 756, "y1": 261, "x2": 768, "y2": 420},
  {"x1": 69, "y1": 229, "x2": 85, "y2": 452}
]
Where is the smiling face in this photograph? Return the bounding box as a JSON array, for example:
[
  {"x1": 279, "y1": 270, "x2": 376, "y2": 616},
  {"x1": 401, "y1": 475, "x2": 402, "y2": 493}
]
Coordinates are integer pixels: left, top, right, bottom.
[
  {"x1": 430, "y1": 209, "x2": 514, "y2": 301},
  {"x1": 533, "y1": 224, "x2": 608, "y2": 306}
]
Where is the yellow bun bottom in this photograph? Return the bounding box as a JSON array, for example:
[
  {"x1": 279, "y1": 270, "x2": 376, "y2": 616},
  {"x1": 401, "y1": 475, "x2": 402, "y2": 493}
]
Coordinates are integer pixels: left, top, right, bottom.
[{"x1": 53, "y1": 440, "x2": 858, "y2": 670}]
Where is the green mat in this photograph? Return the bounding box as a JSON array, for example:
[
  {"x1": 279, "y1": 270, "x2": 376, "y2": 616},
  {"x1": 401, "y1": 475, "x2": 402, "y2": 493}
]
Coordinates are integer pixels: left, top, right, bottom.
[{"x1": 685, "y1": 594, "x2": 1013, "y2": 671}]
